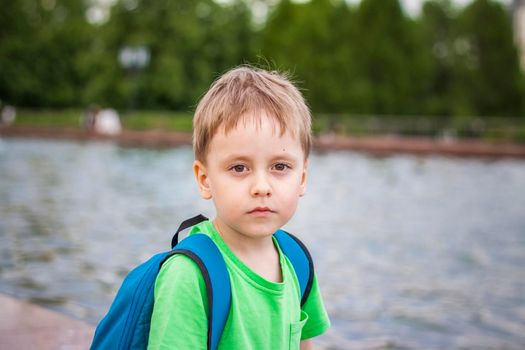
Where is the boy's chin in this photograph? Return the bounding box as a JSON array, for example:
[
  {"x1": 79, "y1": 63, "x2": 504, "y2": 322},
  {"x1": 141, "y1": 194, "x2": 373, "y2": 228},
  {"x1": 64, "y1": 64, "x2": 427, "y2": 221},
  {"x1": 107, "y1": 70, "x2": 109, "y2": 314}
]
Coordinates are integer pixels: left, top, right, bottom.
[
  {"x1": 240, "y1": 220, "x2": 286, "y2": 238},
  {"x1": 216, "y1": 214, "x2": 291, "y2": 239}
]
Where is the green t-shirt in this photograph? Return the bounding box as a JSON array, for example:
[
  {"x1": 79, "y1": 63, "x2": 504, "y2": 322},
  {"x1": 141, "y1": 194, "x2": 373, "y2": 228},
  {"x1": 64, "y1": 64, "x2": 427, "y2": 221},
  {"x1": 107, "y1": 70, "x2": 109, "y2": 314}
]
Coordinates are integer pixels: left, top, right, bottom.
[{"x1": 148, "y1": 220, "x2": 330, "y2": 350}]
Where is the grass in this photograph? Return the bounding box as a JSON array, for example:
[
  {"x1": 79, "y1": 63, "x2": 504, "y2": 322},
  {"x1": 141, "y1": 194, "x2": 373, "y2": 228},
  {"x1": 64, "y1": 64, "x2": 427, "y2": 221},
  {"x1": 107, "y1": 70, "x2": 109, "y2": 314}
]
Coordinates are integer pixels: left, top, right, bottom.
[
  {"x1": 11, "y1": 109, "x2": 525, "y2": 143},
  {"x1": 14, "y1": 109, "x2": 194, "y2": 132},
  {"x1": 122, "y1": 111, "x2": 193, "y2": 132},
  {"x1": 14, "y1": 109, "x2": 83, "y2": 128},
  {"x1": 313, "y1": 114, "x2": 525, "y2": 143}
]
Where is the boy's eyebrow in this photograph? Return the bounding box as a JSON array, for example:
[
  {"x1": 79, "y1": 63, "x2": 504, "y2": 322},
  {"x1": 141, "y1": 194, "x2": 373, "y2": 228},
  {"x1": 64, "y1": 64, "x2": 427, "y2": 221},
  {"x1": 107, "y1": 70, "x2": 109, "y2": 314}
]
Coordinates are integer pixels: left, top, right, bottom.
[
  {"x1": 221, "y1": 152, "x2": 299, "y2": 163},
  {"x1": 221, "y1": 154, "x2": 250, "y2": 163}
]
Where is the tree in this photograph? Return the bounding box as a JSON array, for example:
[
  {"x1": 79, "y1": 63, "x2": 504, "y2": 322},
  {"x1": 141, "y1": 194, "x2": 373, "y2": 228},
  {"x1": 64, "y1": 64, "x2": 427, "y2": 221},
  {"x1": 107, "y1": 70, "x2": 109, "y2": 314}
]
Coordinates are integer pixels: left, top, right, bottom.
[
  {"x1": 419, "y1": 0, "x2": 457, "y2": 116},
  {"x1": 262, "y1": 0, "x2": 360, "y2": 113},
  {"x1": 88, "y1": 0, "x2": 255, "y2": 110},
  {"x1": 351, "y1": 0, "x2": 431, "y2": 115},
  {"x1": 0, "y1": 0, "x2": 94, "y2": 107},
  {"x1": 452, "y1": 0, "x2": 525, "y2": 116}
]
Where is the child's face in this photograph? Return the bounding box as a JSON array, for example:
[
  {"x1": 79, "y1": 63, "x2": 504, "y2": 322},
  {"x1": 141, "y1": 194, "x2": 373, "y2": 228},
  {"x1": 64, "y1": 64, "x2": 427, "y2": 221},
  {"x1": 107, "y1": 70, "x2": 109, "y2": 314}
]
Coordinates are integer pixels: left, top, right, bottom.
[{"x1": 194, "y1": 111, "x2": 307, "y2": 241}]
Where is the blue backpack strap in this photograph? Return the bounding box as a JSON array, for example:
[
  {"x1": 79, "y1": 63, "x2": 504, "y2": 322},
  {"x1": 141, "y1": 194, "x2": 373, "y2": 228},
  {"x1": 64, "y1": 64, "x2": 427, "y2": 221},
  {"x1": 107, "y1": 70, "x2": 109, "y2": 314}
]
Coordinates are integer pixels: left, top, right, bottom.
[
  {"x1": 164, "y1": 233, "x2": 231, "y2": 350},
  {"x1": 274, "y1": 230, "x2": 314, "y2": 306},
  {"x1": 171, "y1": 214, "x2": 208, "y2": 248}
]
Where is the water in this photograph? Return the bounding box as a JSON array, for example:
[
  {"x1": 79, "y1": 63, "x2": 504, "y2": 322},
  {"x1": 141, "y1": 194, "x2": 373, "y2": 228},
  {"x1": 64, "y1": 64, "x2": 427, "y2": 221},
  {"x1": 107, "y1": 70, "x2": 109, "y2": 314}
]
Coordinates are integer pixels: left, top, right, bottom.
[{"x1": 1, "y1": 138, "x2": 524, "y2": 349}]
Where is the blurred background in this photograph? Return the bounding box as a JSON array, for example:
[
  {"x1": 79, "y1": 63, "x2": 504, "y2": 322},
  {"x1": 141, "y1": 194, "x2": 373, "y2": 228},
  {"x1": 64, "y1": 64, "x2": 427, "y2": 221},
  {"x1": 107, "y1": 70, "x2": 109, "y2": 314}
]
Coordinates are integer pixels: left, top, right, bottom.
[
  {"x1": 1, "y1": 0, "x2": 525, "y2": 138},
  {"x1": 1, "y1": 0, "x2": 525, "y2": 349}
]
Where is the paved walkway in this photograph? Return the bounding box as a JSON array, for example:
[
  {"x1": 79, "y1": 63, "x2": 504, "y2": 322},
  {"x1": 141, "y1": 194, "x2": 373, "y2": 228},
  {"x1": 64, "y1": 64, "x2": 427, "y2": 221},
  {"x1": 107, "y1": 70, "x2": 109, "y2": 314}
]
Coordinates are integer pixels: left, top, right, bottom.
[{"x1": 0, "y1": 294, "x2": 94, "y2": 349}]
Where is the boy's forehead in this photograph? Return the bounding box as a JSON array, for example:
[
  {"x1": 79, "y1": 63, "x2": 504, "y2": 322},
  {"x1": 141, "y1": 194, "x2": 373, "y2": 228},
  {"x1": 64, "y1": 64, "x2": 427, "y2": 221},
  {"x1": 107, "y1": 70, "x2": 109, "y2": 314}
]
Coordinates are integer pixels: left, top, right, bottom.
[
  {"x1": 217, "y1": 111, "x2": 294, "y2": 137},
  {"x1": 207, "y1": 116, "x2": 305, "y2": 158},
  {"x1": 214, "y1": 121, "x2": 303, "y2": 153}
]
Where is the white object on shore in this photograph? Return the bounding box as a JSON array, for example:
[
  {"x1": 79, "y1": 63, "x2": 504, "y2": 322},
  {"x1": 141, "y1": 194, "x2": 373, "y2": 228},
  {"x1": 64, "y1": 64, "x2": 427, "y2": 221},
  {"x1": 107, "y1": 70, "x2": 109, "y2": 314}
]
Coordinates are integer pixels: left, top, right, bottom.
[
  {"x1": 94, "y1": 109, "x2": 122, "y2": 135},
  {"x1": 1, "y1": 105, "x2": 16, "y2": 125}
]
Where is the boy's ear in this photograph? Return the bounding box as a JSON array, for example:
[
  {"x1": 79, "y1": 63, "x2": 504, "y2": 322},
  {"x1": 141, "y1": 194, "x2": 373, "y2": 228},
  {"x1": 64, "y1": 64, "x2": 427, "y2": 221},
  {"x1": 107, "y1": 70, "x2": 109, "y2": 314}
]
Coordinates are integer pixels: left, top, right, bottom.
[
  {"x1": 193, "y1": 160, "x2": 212, "y2": 200},
  {"x1": 299, "y1": 160, "x2": 308, "y2": 197}
]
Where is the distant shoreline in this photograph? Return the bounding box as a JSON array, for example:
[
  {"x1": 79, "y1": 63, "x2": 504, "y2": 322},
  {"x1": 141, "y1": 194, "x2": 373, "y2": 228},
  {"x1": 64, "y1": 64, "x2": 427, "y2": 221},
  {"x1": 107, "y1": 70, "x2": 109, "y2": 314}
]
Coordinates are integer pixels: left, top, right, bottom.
[{"x1": 2, "y1": 125, "x2": 525, "y2": 159}]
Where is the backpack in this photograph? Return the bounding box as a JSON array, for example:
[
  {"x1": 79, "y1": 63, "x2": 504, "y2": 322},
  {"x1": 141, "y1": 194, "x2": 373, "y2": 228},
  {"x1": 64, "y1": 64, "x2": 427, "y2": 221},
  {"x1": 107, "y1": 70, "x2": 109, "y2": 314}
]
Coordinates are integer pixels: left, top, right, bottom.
[{"x1": 90, "y1": 214, "x2": 314, "y2": 350}]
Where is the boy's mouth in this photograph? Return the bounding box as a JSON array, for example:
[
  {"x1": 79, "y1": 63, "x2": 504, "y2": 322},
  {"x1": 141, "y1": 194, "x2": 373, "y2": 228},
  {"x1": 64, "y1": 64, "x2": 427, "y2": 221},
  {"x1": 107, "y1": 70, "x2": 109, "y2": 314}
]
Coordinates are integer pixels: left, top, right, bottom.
[{"x1": 248, "y1": 207, "x2": 274, "y2": 215}]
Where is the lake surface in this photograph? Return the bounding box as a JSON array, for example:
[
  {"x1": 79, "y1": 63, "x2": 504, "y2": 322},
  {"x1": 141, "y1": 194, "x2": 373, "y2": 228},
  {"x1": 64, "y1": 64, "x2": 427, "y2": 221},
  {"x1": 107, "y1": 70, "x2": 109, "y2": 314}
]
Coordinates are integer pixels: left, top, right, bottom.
[{"x1": 1, "y1": 138, "x2": 524, "y2": 349}]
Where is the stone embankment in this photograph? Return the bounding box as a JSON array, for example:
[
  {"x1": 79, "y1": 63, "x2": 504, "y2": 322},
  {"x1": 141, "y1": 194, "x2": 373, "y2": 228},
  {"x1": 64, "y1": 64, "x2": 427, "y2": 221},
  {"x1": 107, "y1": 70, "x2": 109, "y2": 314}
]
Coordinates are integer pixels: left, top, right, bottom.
[
  {"x1": 2, "y1": 126, "x2": 525, "y2": 159},
  {"x1": 0, "y1": 294, "x2": 94, "y2": 349}
]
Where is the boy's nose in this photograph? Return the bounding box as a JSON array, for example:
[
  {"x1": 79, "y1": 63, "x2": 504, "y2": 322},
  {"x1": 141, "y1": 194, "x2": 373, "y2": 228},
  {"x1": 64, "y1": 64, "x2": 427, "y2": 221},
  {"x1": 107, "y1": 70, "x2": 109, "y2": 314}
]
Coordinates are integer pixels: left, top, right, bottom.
[{"x1": 250, "y1": 174, "x2": 272, "y2": 197}]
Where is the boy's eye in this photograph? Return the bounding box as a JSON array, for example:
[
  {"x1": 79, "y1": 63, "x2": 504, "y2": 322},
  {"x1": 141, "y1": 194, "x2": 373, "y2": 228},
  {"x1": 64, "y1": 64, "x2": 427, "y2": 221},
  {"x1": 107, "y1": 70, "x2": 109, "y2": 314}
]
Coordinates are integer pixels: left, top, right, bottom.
[
  {"x1": 230, "y1": 165, "x2": 247, "y2": 173},
  {"x1": 273, "y1": 163, "x2": 291, "y2": 171}
]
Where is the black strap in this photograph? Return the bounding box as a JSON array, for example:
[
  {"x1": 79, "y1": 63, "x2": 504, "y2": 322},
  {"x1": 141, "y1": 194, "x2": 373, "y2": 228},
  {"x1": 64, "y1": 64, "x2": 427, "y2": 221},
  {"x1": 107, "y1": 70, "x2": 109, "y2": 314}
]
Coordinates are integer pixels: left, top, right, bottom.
[
  {"x1": 171, "y1": 214, "x2": 209, "y2": 248},
  {"x1": 286, "y1": 232, "x2": 315, "y2": 306}
]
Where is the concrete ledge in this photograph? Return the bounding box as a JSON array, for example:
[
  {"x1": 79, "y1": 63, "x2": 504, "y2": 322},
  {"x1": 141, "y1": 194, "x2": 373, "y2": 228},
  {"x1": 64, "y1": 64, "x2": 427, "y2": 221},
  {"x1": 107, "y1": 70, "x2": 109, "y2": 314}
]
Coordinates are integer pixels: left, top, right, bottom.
[{"x1": 0, "y1": 294, "x2": 94, "y2": 349}]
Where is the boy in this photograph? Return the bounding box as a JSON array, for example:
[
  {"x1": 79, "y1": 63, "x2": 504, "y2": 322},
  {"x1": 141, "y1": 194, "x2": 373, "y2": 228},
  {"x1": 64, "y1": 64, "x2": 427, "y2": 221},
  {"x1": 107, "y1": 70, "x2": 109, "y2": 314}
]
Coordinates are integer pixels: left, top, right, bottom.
[{"x1": 148, "y1": 66, "x2": 330, "y2": 349}]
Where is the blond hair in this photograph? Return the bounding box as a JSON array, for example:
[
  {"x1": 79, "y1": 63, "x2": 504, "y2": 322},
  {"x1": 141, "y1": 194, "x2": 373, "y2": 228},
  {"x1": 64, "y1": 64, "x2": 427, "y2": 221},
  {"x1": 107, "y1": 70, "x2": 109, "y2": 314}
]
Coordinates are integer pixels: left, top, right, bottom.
[{"x1": 193, "y1": 65, "x2": 312, "y2": 162}]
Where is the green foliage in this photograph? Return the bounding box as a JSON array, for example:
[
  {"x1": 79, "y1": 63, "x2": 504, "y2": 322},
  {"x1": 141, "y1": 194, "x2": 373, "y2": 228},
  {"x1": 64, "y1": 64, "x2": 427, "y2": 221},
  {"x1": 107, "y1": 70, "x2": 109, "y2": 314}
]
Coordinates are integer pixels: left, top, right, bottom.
[
  {"x1": 88, "y1": 0, "x2": 255, "y2": 110},
  {"x1": 1, "y1": 0, "x2": 524, "y2": 123},
  {"x1": 263, "y1": 0, "x2": 342, "y2": 112},
  {"x1": 0, "y1": 0, "x2": 93, "y2": 107},
  {"x1": 352, "y1": 0, "x2": 426, "y2": 115},
  {"x1": 419, "y1": 0, "x2": 456, "y2": 116},
  {"x1": 452, "y1": 0, "x2": 525, "y2": 116}
]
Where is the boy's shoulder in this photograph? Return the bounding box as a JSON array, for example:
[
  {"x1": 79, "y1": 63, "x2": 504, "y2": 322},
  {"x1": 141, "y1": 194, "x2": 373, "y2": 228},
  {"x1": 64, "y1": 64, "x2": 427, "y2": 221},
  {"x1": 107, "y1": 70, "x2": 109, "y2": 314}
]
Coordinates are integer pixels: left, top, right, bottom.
[
  {"x1": 182, "y1": 219, "x2": 314, "y2": 305},
  {"x1": 159, "y1": 253, "x2": 206, "y2": 284},
  {"x1": 160, "y1": 216, "x2": 314, "y2": 308}
]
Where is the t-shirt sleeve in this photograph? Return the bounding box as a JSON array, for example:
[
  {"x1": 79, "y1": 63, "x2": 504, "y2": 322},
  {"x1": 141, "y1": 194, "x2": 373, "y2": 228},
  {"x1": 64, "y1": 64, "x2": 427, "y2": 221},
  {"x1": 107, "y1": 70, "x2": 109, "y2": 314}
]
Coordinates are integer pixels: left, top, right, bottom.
[
  {"x1": 147, "y1": 254, "x2": 209, "y2": 350},
  {"x1": 300, "y1": 274, "x2": 331, "y2": 340}
]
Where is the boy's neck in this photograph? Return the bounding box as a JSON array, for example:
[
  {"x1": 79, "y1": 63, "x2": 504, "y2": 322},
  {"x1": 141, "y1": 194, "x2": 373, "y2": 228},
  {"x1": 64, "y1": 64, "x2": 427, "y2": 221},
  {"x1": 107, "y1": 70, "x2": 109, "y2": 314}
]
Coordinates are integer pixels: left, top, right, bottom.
[
  {"x1": 212, "y1": 218, "x2": 274, "y2": 253},
  {"x1": 212, "y1": 219, "x2": 282, "y2": 283}
]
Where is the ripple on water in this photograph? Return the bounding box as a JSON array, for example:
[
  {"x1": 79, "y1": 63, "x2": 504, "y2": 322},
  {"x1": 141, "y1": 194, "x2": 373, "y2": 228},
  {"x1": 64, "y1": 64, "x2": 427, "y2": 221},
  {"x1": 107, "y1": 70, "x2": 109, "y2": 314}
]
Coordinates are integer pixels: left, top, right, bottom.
[{"x1": 1, "y1": 139, "x2": 525, "y2": 349}]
